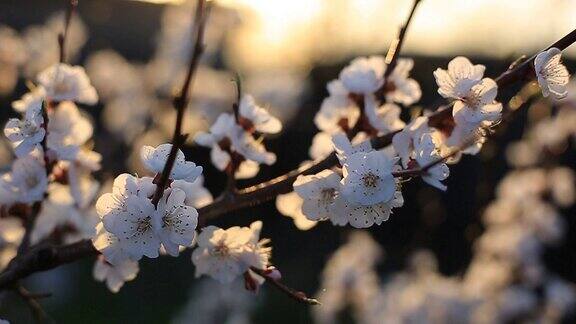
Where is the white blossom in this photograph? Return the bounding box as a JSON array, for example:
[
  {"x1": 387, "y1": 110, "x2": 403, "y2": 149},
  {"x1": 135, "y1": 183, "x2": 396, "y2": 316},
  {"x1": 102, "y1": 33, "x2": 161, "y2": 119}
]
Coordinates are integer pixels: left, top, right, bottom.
[
  {"x1": 4, "y1": 109, "x2": 45, "y2": 157},
  {"x1": 293, "y1": 170, "x2": 348, "y2": 226},
  {"x1": 383, "y1": 58, "x2": 422, "y2": 105},
  {"x1": 534, "y1": 48, "x2": 570, "y2": 100},
  {"x1": 339, "y1": 56, "x2": 385, "y2": 94},
  {"x1": 37, "y1": 63, "x2": 98, "y2": 104},
  {"x1": 434, "y1": 56, "x2": 485, "y2": 99},
  {"x1": 12, "y1": 88, "x2": 45, "y2": 114},
  {"x1": 93, "y1": 256, "x2": 139, "y2": 293},
  {"x1": 0, "y1": 154, "x2": 48, "y2": 204},
  {"x1": 413, "y1": 133, "x2": 450, "y2": 190},
  {"x1": 194, "y1": 113, "x2": 236, "y2": 171},
  {"x1": 392, "y1": 116, "x2": 431, "y2": 168},
  {"x1": 314, "y1": 90, "x2": 360, "y2": 134},
  {"x1": 309, "y1": 132, "x2": 335, "y2": 159},
  {"x1": 103, "y1": 194, "x2": 160, "y2": 260},
  {"x1": 141, "y1": 143, "x2": 202, "y2": 182},
  {"x1": 92, "y1": 222, "x2": 130, "y2": 266},
  {"x1": 195, "y1": 113, "x2": 276, "y2": 177},
  {"x1": 332, "y1": 132, "x2": 372, "y2": 165},
  {"x1": 364, "y1": 94, "x2": 405, "y2": 133},
  {"x1": 31, "y1": 183, "x2": 99, "y2": 245},
  {"x1": 341, "y1": 150, "x2": 397, "y2": 206},
  {"x1": 232, "y1": 129, "x2": 276, "y2": 165},
  {"x1": 192, "y1": 221, "x2": 271, "y2": 284},
  {"x1": 238, "y1": 94, "x2": 282, "y2": 134},
  {"x1": 452, "y1": 78, "x2": 503, "y2": 124},
  {"x1": 343, "y1": 190, "x2": 404, "y2": 228},
  {"x1": 96, "y1": 174, "x2": 158, "y2": 260},
  {"x1": 170, "y1": 176, "x2": 213, "y2": 209},
  {"x1": 152, "y1": 188, "x2": 198, "y2": 256},
  {"x1": 47, "y1": 101, "x2": 93, "y2": 160},
  {"x1": 434, "y1": 57, "x2": 502, "y2": 124}
]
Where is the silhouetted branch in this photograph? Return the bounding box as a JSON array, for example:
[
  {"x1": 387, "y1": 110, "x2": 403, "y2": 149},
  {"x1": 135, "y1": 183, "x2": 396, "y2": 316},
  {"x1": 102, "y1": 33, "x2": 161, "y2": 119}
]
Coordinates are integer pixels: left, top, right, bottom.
[
  {"x1": 384, "y1": 0, "x2": 422, "y2": 78},
  {"x1": 58, "y1": 0, "x2": 78, "y2": 64},
  {"x1": 15, "y1": 284, "x2": 53, "y2": 323},
  {"x1": 150, "y1": 0, "x2": 209, "y2": 206},
  {"x1": 249, "y1": 267, "x2": 321, "y2": 306}
]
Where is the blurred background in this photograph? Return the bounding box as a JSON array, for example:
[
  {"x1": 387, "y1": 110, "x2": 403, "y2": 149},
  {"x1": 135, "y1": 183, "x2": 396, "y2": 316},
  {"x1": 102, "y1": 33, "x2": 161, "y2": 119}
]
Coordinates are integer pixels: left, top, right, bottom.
[{"x1": 1, "y1": 0, "x2": 576, "y2": 323}]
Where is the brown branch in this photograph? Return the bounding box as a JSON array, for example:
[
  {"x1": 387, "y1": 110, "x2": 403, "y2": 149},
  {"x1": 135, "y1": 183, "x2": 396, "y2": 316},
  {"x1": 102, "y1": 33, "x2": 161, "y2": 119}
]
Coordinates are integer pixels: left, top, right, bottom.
[
  {"x1": 15, "y1": 284, "x2": 52, "y2": 323},
  {"x1": 495, "y1": 27, "x2": 576, "y2": 88},
  {"x1": 249, "y1": 267, "x2": 320, "y2": 306},
  {"x1": 0, "y1": 240, "x2": 97, "y2": 290},
  {"x1": 58, "y1": 0, "x2": 78, "y2": 64},
  {"x1": 1, "y1": 23, "x2": 575, "y2": 295},
  {"x1": 16, "y1": 201, "x2": 42, "y2": 255},
  {"x1": 384, "y1": 0, "x2": 422, "y2": 78},
  {"x1": 150, "y1": 0, "x2": 209, "y2": 206}
]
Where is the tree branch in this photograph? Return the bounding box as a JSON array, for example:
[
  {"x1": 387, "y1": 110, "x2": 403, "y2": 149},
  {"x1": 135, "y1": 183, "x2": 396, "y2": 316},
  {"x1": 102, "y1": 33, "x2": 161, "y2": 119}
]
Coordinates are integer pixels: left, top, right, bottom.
[
  {"x1": 150, "y1": 0, "x2": 209, "y2": 206},
  {"x1": 384, "y1": 0, "x2": 422, "y2": 78},
  {"x1": 249, "y1": 267, "x2": 320, "y2": 306},
  {"x1": 15, "y1": 284, "x2": 53, "y2": 323},
  {"x1": 58, "y1": 0, "x2": 78, "y2": 64}
]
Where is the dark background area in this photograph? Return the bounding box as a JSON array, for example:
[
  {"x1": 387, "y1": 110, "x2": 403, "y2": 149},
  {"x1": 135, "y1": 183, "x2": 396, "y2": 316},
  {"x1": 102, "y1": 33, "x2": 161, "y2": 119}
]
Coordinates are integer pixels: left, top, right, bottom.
[{"x1": 1, "y1": 0, "x2": 576, "y2": 323}]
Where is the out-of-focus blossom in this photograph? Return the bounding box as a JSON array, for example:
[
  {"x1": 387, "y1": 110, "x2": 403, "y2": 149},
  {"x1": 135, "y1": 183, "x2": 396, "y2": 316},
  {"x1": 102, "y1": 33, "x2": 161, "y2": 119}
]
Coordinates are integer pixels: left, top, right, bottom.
[
  {"x1": 364, "y1": 95, "x2": 405, "y2": 134},
  {"x1": 172, "y1": 279, "x2": 258, "y2": 324},
  {"x1": 339, "y1": 56, "x2": 385, "y2": 94},
  {"x1": 0, "y1": 26, "x2": 27, "y2": 95},
  {"x1": 314, "y1": 231, "x2": 382, "y2": 324},
  {"x1": 238, "y1": 95, "x2": 282, "y2": 134},
  {"x1": 0, "y1": 154, "x2": 48, "y2": 204},
  {"x1": 37, "y1": 63, "x2": 98, "y2": 104},
  {"x1": 22, "y1": 12, "x2": 87, "y2": 78},
  {"x1": 276, "y1": 191, "x2": 317, "y2": 231},
  {"x1": 0, "y1": 218, "x2": 24, "y2": 271},
  {"x1": 383, "y1": 58, "x2": 422, "y2": 106},
  {"x1": 192, "y1": 221, "x2": 271, "y2": 284}
]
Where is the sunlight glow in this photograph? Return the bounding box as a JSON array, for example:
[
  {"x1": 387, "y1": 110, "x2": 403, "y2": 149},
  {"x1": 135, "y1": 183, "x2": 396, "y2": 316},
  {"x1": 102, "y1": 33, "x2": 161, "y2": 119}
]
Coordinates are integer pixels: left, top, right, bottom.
[{"x1": 130, "y1": 0, "x2": 576, "y2": 70}]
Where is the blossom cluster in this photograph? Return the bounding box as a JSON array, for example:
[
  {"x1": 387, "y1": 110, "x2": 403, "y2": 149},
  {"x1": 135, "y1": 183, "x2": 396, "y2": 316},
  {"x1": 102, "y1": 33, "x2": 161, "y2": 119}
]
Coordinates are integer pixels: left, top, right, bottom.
[
  {"x1": 195, "y1": 94, "x2": 282, "y2": 178},
  {"x1": 93, "y1": 143, "x2": 274, "y2": 291},
  {"x1": 1, "y1": 1, "x2": 575, "y2": 317},
  {"x1": 277, "y1": 49, "x2": 571, "y2": 230},
  {"x1": 311, "y1": 165, "x2": 576, "y2": 323},
  {"x1": 0, "y1": 61, "x2": 101, "y2": 259}
]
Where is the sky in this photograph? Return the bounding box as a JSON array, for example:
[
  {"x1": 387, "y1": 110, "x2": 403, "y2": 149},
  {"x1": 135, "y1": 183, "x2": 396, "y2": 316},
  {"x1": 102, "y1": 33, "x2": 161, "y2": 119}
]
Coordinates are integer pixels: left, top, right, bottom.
[{"x1": 131, "y1": 0, "x2": 576, "y2": 70}]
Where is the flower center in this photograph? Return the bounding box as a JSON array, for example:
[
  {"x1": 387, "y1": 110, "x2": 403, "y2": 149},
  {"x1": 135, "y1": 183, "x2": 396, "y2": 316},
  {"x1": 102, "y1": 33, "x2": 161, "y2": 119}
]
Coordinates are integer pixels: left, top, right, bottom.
[
  {"x1": 54, "y1": 80, "x2": 73, "y2": 95},
  {"x1": 362, "y1": 172, "x2": 380, "y2": 188},
  {"x1": 135, "y1": 216, "x2": 152, "y2": 235},
  {"x1": 213, "y1": 242, "x2": 230, "y2": 257},
  {"x1": 320, "y1": 188, "x2": 336, "y2": 203},
  {"x1": 24, "y1": 175, "x2": 39, "y2": 188},
  {"x1": 463, "y1": 92, "x2": 481, "y2": 109},
  {"x1": 21, "y1": 121, "x2": 39, "y2": 137}
]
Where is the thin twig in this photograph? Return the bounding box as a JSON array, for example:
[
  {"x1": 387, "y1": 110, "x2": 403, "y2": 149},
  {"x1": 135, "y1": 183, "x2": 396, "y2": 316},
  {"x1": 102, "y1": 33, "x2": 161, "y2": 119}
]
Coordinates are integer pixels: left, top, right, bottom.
[
  {"x1": 16, "y1": 201, "x2": 42, "y2": 255},
  {"x1": 58, "y1": 0, "x2": 78, "y2": 64},
  {"x1": 249, "y1": 267, "x2": 320, "y2": 305},
  {"x1": 16, "y1": 284, "x2": 52, "y2": 323},
  {"x1": 384, "y1": 0, "x2": 422, "y2": 78},
  {"x1": 150, "y1": 0, "x2": 209, "y2": 206}
]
